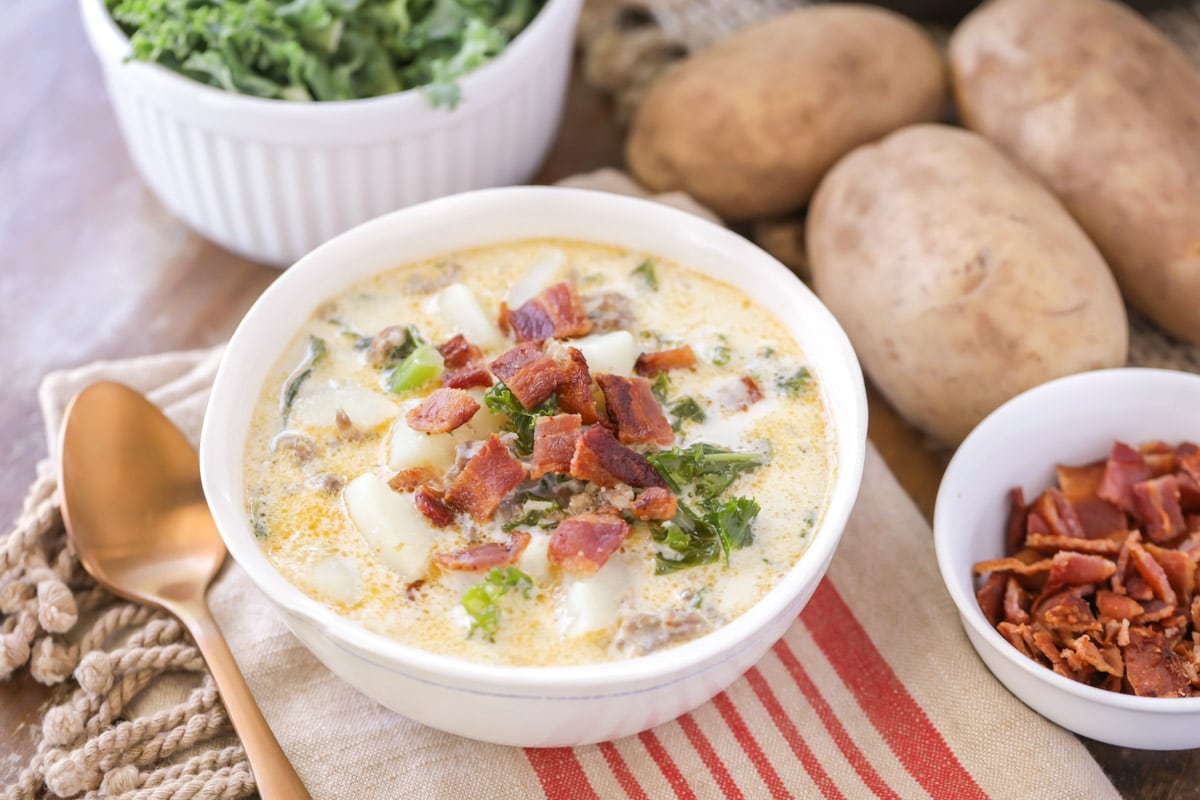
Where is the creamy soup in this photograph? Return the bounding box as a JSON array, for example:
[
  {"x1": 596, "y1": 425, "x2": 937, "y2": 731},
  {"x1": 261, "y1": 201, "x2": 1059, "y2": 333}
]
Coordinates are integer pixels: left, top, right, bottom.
[{"x1": 243, "y1": 240, "x2": 833, "y2": 666}]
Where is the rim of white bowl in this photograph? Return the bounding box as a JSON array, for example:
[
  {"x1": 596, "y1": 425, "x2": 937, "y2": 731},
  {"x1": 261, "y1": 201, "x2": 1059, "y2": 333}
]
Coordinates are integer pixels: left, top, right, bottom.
[
  {"x1": 80, "y1": 0, "x2": 580, "y2": 119},
  {"x1": 200, "y1": 185, "x2": 868, "y2": 692},
  {"x1": 934, "y1": 367, "x2": 1200, "y2": 713}
]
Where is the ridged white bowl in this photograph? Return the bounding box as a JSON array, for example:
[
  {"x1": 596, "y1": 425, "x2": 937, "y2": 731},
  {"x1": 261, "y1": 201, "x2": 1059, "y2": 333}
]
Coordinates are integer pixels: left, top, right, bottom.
[
  {"x1": 200, "y1": 187, "x2": 868, "y2": 746},
  {"x1": 79, "y1": 0, "x2": 581, "y2": 266}
]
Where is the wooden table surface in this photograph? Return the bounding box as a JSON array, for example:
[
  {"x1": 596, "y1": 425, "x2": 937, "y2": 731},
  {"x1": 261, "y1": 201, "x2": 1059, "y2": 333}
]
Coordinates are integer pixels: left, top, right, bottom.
[{"x1": 1, "y1": 1, "x2": 1196, "y2": 797}]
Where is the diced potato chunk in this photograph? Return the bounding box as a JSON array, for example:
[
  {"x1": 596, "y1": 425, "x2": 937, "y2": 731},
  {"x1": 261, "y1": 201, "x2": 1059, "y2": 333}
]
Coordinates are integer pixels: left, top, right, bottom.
[
  {"x1": 562, "y1": 559, "x2": 630, "y2": 636},
  {"x1": 436, "y1": 283, "x2": 505, "y2": 350},
  {"x1": 517, "y1": 533, "x2": 552, "y2": 585},
  {"x1": 291, "y1": 381, "x2": 397, "y2": 430},
  {"x1": 387, "y1": 398, "x2": 506, "y2": 471},
  {"x1": 506, "y1": 249, "x2": 566, "y2": 309},
  {"x1": 571, "y1": 330, "x2": 637, "y2": 377},
  {"x1": 307, "y1": 556, "x2": 363, "y2": 605},
  {"x1": 343, "y1": 473, "x2": 435, "y2": 581}
]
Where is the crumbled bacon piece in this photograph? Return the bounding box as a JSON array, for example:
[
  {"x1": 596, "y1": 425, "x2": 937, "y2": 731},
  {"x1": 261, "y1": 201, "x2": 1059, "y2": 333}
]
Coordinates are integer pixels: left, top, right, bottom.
[
  {"x1": 442, "y1": 366, "x2": 494, "y2": 390},
  {"x1": 406, "y1": 388, "x2": 480, "y2": 433},
  {"x1": 444, "y1": 434, "x2": 527, "y2": 522},
  {"x1": 719, "y1": 375, "x2": 764, "y2": 412},
  {"x1": 531, "y1": 414, "x2": 582, "y2": 480},
  {"x1": 388, "y1": 467, "x2": 438, "y2": 493},
  {"x1": 437, "y1": 334, "x2": 483, "y2": 370},
  {"x1": 1032, "y1": 489, "x2": 1086, "y2": 540},
  {"x1": 1099, "y1": 441, "x2": 1153, "y2": 513},
  {"x1": 1132, "y1": 475, "x2": 1186, "y2": 544},
  {"x1": 635, "y1": 346, "x2": 698, "y2": 377},
  {"x1": 414, "y1": 485, "x2": 455, "y2": 528},
  {"x1": 507, "y1": 282, "x2": 593, "y2": 342},
  {"x1": 1005, "y1": 487, "x2": 1027, "y2": 555},
  {"x1": 1025, "y1": 533, "x2": 1123, "y2": 556},
  {"x1": 1128, "y1": 541, "x2": 1177, "y2": 606},
  {"x1": 1096, "y1": 590, "x2": 1143, "y2": 622},
  {"x1": 1056, "y1": 461, "x2": 1106, "y2": 502},
  {"x1": 1042, "y1": 552, "x2": 1116, "y2": 596},
  {"x1": 490, "y1": 343, "x2": 563, "y2": 409},
  {"x1": 1071, "y1": 497, "x2": 1126, "y2": 539},
  {"x1": 435, "y1": 531, "x2": 531, "y2": 572},
  {"x1": 977, "y1": 572, "x2": 1006, "y2": 627},
  {"x1": 973, "y1": 556, "x2": 1052, "y2": 577},
  {"x1": 595, "y1": 374, "x2": 674, "y2": 447},
  {"x1": 1004, "y1": 575, "x2": 1031, "y2": 625},
  {"x1": 548, "y1": 511, "x2": 631, "y2": 574},
  {"x1": 569, "y1": 427, "x2": 668, "y2": 489},
  {"x1": 631, "y1": 487, "x2": 678, "y2": 521},
  {"x1": 553, "y1": 346, "x2": 600, "y2": 424},
  {"x1": 1125, "y1": 628, "x2": 1192, "y2": 697}
]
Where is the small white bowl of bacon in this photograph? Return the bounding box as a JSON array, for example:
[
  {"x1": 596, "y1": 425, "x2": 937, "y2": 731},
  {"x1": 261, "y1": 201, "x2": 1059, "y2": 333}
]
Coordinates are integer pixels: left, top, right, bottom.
[{"x1": 934, "y1": 367, "x2": 1200, "y2": 750}]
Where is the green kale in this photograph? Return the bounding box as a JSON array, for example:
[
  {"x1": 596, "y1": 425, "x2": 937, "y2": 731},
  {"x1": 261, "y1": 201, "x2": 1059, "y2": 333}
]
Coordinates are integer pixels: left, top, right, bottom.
[
  {"x1": 648, "y1": 443, "x2": 764, "y2": 498},
  {"x1": 668, "y1": 396, "x2": 706, "y2": 432},
  {"x1": 777, "y1": 366, "x2": 813, "y2": 397},
  {"x1": 501, "y1": 498, "x2": 558, "y2": 532},
  {"x1": 651, "y1": 371, "x2": 671, "y2": 403},
  {"x1": 484, "y1": 382, "x2": 559, "y2": 456},
  {"x1": 631, "y1": 258, "x2": 659, "y2": 291},
  {"x1": 280, "y1": 334, "x2": 327, "y2": 417},
  {"x1": 105, "y1": 0, "x2": 546, "y2": 107},
  {"x1": 462, "y1": 566, "x2": 533, "y2": 641}
]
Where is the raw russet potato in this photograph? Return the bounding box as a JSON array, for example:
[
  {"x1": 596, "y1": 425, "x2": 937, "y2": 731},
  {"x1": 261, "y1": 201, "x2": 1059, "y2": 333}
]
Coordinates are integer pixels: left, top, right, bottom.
[
  {"x1": 807, "y1": 124, "x2": 1128, "y2": 446},
  {"x1": 626, "y1": 5, "x2": 945, "y2": 221},
  {"x1": 950, "y1": 0, "x2": 1200, "y2": 342}
]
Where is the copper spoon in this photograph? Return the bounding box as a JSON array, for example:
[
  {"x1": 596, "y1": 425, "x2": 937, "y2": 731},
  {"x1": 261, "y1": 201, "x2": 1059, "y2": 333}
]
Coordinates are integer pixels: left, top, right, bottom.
[{"x1": 58, "y1": 381, "x2": 312, "y2": 799}]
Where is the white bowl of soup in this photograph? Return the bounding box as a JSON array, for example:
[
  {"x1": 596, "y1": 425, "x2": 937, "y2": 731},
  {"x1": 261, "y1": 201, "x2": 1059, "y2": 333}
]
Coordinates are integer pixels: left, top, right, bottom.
[{"x1": 201, "y1": 186, "x2": 867, "y2": 746}]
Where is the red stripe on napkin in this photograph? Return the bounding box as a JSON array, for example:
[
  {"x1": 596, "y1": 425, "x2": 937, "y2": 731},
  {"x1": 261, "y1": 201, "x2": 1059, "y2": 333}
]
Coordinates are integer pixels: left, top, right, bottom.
[
  {"x1": 744, "y1": 665, "x2": 845, "y2": 799},
  {"x1": 802, "y1": 580, "x2": 990, "y2": 800},
  {"x1": 773, "y1": 640, "x2": 901, "y2": 800},
  {"x1": 678, "y1": 713, "x2": 744, "y2": 799},
  {"x1": 598, "y1": 741, "x2": 649, "y2": 800},
  {"x1": 638, "y1": 730, "x2": 698, "y2": 800},
  {"x1": 712, "y1": 691, "x2": 790, "y2": 799},
  {"x1": 526, "y1": 748, "x2": 599, "y2": 800}
]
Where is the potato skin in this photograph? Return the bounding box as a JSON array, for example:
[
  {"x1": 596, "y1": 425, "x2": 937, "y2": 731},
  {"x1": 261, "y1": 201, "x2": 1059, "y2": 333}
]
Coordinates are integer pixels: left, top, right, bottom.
[
  {"x1": 626, "y1": 5, "x2": 945, "y2": 221},
  {"x1": 950, "y1": 0, "x2": 1200, "y2": 342},
  {"x1": 807, "y1": 125, "x2": 1127, "y2": 446}
]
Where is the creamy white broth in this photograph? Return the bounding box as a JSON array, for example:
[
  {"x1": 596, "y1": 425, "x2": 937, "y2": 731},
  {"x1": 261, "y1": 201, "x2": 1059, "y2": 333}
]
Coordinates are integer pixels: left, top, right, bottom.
[{"x1": 243, "y1": 239, "x2": 833, "y2": 666}]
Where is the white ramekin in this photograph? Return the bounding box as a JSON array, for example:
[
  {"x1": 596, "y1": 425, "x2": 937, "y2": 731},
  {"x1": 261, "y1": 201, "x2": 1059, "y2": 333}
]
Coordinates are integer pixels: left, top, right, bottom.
[
  {"x1": 78, "y1": 0, "x2": 582, "y2": 266},
  {"x1": 935, "y1": 368, "x2": 1200, "y2": 750},
  {"x1": 200, "y1": 187, "x2": 868, "y2": 746}
]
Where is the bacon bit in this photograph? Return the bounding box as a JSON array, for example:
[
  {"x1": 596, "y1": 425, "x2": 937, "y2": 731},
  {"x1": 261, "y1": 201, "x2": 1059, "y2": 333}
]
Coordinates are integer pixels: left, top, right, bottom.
[
  {"x1": 1042, "y1": 552, "x2": 1116, "y2": 596},
  {"x1": 1025, "y1": 533, "x2": 1123, "y2": 556},
  {"x1": 1005, "y1": 487, "x2": 1027, "y2": 556},
  {"x1": 414, "y1": 485, "x2": 455, "y2": 528},
  {"x1": 548, "y1": 511, "x2": 631, "y2": 574},
  {"x1": 442, "y1": 366, "x2": 494, "y2": 389},
  {"x1": 595, "y1": 374, "x2": 674, "y2": 447},
  {"x1": 1004, "y1": 575, "x2": 1031, "y2": 625},
  {"x1": 1128, "y1": 541, "x2": 1178, "y2": 606},
  {"x1": 973, "y1": 556, "x2": 1052, "y2": 577},
  {"x1": 1144, "y1": 543, "x2": 1195, "y2": 607},
  {"x1": 569, "y1": 426, "x2": 668, "y2": 489},
  {"x1": 531, "y1": 414, "x2": 582, "y2": 480},
  {"x1": 632, "y1": 487, "x2": 678, "y2": 521},
  {"x1": 444, "y1": 434, "x2": 527, "y2": 522},
  {"x1": 1178, "y1": 442, "x2": 1200, "y2": 482},
  {"x1": 634, "y1": 346, "x2": 698, "y2": 377},
  {"x1": 1056, "y1": 461, "x2": 1106, "y2": 502},
  {"x1": 507, "y1": 282, "x2": 593, "y2": 342},
  {"x1": 1026, "y1": 512, "x2": 1050, "y2": 539},
  {"x1": 998, "y1": 621, "x2": 1039, "y2": 661},
  {"x1": 1096, "y1": 590, "x2": 1144, "y2": 622},
  {"x1": 977, "y1": 572, "x2": 1006, "y2": 627},
  {"x1": 1176, "y1": 472, "x2": 1200, "y2": 514},
  {"x1": 1099, "y1": 441, "x2": 1153, "y2": 513},
  {"x1": 1035, "y1": 591, "x2": 1099, "y2": 633},
  {"x1": 1132, "y1": 475, "x2": 1186, "y2": 544},
  {"x1": 1031, "y1": 629, "x2": 1068, "y2": 673},
  {"x1": 490, "y1": 343, "x2": 564, "y2": 409},
  {"x1": 435, "y1": 531, "x2": 532, "y2": 572},
  {"x1": 406, "y1": 388, "x2": 480, "y2": 433},
  {"x1": 405, "y1": 579, "x2": 426, "y2": 601},
  {"x1": 1071, "y1": 497, "x2": 1127, "y2": 539},
  {"x1": 555, "y1": 347, "x2": 600, "y2": 424},
  {"x1": 388, "y1": 467, "x2": 438, "y2": 493},
  {"x1": 1125, "y1": 628, "x2": 1192, "y2": 697},
  {"x1": 1111, "y1": 530, "x2": 1139, "y2": 595},
  {"x1": 1032, "y1": 489, "x2": 1086, "y2": 540},
  {"x1": 1070, "y1": 635, "x2": 1124, "y2": 677},
  {"x1": 437, "y1": 334, "x2": 483, "y2": 370},
  {"x1": 1134, "y1": 601, "x2": 1180, "y2": 625}
]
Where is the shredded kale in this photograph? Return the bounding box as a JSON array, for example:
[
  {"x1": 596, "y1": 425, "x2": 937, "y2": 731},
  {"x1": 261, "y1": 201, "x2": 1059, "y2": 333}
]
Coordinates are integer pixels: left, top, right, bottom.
[
  {"x1": 280, "y1": 334, "x2": 327, "y2": 417},
  {"x1": 631, "y1": 258, "x2": 658, "y2": 291},
  {"x1": 105, "y1": 0, "x2": 546, "y2": 107},
  {"x1": 710, "y1": 343, "x2": 732, "y2": 366},
  {"x1": 484, "y1": 382, "x2": 558, "y2": 456},
  {"x1": 650, "y1": 371, "x2": 671, "y2": 403},
  {"x1": 777, "y1": 366, "x2": 813, "y2": 397},
  {"x1": 462, "y1": 566, "x2": 533, "y2": 641},
  {"x1": 501, "y1": 498, "x2": 558, "y2": 532},
  {"x1": 648, "y1": 444, "x2": 764, "y2": 572},
  {"x1": 668, "y1": 396, "x2": 706, "y2": 432},
  {"x1": 379, "y1": 324, "x2": 427, "y2": 366},
  {"x1": 248, "y1": 497, "x2": 270, "y2": 539}
]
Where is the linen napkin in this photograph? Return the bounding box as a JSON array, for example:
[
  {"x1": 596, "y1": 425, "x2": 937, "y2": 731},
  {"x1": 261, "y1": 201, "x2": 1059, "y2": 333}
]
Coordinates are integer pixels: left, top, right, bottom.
[{"x1": 6, "y1": 346, "x2": 1118, "y2": 799}]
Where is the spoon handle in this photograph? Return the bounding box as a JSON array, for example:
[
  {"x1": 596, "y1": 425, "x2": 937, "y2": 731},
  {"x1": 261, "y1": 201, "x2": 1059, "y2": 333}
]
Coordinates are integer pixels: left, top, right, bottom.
[{"x1": 174, "y1": 598, "x2": 313, "y2": 800}]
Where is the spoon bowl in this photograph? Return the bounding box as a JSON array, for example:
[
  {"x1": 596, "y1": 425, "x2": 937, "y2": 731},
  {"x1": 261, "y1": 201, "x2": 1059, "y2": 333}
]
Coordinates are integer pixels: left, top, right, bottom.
[{"x1": 59, "y1": 381, "x2": 311, "y2": 798}]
